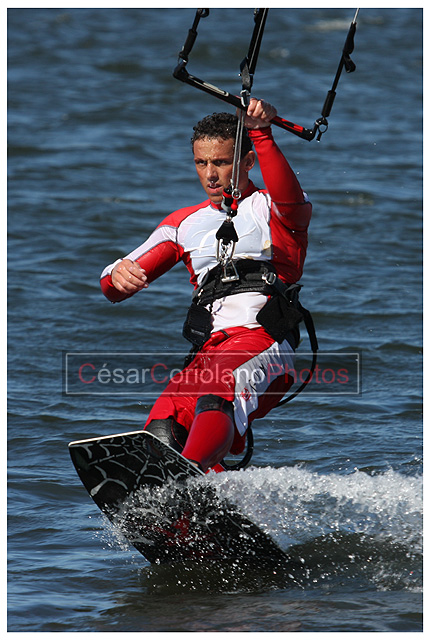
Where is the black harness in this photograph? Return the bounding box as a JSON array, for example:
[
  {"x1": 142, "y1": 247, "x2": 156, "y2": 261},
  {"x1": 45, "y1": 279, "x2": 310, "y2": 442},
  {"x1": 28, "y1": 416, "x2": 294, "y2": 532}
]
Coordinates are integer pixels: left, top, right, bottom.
[
  {"x1": 193, "y1": 259, "x2": 277, "y2": 306},
  {"x1": 183, "y1": 258, "x2": 318, "y2": 405}
]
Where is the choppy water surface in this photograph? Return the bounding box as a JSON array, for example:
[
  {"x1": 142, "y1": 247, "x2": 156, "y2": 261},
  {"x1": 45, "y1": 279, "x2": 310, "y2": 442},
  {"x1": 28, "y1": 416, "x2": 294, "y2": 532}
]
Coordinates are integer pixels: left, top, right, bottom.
[{"x1": 8, "y1": 7, "x2": 422, "y2": 633}]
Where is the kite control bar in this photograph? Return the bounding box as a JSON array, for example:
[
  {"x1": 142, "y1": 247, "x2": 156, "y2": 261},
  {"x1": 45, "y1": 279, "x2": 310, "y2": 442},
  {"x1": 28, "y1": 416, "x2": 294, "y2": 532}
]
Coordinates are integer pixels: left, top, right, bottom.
[
  {"x1": 173, "y1": 9, "x2": 315, "y2": 140},
  {"x1": 173, "y1": 8, "x2": 359, "y2": 142}
]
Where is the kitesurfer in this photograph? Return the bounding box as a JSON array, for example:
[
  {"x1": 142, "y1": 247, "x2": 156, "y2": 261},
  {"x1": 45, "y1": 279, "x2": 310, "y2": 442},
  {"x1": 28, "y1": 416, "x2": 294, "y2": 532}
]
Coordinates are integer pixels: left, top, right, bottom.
[{"x1": 100, "y1": 98, "x2": 312, "y2": 472}]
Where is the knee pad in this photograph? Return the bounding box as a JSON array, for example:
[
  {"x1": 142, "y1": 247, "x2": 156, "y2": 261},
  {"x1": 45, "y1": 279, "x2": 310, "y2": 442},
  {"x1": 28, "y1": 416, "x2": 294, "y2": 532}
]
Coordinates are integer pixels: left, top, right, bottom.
[
  {"x1": 195, "y1": 394, "x2": 234, "y2": 419},
  {"x1": 144, "y1": 417, "x2": 188, "y2": 453}
]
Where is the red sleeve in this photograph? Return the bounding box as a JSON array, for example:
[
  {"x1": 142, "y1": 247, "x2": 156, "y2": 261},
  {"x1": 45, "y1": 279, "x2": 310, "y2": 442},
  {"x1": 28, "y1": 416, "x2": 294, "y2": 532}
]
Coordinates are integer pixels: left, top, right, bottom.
[
  {"x1": 248, "y1": 127, "x2": 312, "y2": 231},
  {"x1": 100, "y1": 272, "x2": 128, "y2": 303},
  {"x1": 100, "y1": 203, "x2": 204, "y2": 303},
  {"x1": 100, "y1": 241, "x2": 181, "y2": 303}
]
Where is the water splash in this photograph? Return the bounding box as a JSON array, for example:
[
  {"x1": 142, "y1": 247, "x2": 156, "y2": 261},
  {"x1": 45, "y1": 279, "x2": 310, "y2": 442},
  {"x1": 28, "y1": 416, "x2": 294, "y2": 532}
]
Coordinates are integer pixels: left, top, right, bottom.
[
  {"x1": 206, "y1": 466, "x2": 422, "y2": 553},
  {"x1": 95, "y1": 465, "x2": 422, "y2": 593}
]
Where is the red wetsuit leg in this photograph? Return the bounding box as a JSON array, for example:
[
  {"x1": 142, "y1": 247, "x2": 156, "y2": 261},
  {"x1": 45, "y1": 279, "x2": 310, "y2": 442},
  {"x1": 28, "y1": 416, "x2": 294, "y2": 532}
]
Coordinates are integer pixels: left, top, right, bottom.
[{"x1": 181, "y1": 409, "x2": 235, "y2": 473}]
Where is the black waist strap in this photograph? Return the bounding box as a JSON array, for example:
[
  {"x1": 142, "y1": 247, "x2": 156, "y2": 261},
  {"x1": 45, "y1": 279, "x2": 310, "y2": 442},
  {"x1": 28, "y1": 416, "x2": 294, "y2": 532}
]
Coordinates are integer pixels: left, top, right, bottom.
[{"x1": 193, "y1": 259, "x2": 284, "y2": 306}]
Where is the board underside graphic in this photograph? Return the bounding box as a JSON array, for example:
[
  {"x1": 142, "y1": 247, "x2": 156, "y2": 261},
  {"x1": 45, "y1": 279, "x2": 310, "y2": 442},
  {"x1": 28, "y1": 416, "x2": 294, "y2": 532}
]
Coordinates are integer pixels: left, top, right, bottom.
[{"x1": 69, "y1": 430, "x2": 289, "y2": 565}]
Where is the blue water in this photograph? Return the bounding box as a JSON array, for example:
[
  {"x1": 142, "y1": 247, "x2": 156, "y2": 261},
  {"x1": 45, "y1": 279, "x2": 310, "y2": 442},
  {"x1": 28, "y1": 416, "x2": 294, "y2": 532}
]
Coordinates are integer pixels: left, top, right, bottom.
[{"x1": 7, "y1": 7, "x2": 422, "y2": 632}]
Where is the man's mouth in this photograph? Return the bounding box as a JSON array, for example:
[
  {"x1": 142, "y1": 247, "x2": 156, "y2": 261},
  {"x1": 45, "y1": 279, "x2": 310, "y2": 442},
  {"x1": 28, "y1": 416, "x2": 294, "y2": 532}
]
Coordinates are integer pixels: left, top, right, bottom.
[{"x1": 208, "y1": 182, "x2": 222, "y2": 193}]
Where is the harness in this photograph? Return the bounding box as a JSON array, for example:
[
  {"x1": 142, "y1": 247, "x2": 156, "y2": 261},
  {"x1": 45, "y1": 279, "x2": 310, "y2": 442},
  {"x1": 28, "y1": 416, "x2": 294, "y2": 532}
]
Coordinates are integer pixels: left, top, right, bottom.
[
  {"x1": 183, "y1": 259, "x2": 319, "y2": 401},
  {"x1": 194, "y1": 259, "x2": 276, "y2": 305}
]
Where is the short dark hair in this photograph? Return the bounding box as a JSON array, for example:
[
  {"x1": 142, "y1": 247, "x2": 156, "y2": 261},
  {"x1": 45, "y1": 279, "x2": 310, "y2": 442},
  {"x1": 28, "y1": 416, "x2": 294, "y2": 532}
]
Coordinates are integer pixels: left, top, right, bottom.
[{"x1": 191, "y1": 112, "x2": 253, "y2": 158}]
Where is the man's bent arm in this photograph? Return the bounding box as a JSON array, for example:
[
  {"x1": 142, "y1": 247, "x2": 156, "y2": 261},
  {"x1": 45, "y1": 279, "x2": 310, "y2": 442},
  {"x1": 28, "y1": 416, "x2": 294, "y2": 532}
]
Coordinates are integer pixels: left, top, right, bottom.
[{"x1": 248, "y1": 127, "x2": 312, "y2": 230}]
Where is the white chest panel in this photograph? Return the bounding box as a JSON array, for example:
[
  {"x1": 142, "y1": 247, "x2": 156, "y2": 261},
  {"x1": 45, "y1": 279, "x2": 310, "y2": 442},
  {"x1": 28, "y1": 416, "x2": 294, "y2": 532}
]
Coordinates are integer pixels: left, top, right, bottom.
[{"x1": 177, "y1": 191, "x2": 272, "y2": 285}]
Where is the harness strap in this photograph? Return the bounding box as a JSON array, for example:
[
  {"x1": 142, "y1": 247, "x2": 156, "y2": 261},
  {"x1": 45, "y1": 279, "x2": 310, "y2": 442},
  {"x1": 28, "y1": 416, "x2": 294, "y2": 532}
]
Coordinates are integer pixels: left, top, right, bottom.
[{"x1": 193, "y1": 259, "x2": 277, "y2": 306}]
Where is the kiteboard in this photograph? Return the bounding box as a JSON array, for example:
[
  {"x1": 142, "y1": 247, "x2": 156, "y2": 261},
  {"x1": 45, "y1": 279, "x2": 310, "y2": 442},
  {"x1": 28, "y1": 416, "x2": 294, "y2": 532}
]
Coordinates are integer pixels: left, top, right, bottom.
[{"x1": 68, "y1": 430, "x2": 289, "y2": 565}]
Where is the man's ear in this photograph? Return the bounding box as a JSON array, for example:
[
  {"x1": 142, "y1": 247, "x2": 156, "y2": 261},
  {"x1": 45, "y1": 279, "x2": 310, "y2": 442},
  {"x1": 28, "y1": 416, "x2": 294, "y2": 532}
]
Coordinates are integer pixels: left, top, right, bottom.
[{"x1": 243, "y1": 150, "x2": 256, "y2": 172}]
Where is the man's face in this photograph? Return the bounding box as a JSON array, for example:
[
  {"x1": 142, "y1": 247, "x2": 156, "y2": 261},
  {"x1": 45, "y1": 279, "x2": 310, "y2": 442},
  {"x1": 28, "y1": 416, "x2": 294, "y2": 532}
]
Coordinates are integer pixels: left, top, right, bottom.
[{"x1": 193, "y1": 137, "x2": 255, "y2": 204}]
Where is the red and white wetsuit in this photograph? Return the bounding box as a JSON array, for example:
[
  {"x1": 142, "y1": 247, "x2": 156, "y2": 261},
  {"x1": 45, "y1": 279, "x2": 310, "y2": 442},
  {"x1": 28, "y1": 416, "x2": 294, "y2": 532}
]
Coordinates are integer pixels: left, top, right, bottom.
[{"x1": 100, "y1": 127, "x2": 312, "y2": 443}]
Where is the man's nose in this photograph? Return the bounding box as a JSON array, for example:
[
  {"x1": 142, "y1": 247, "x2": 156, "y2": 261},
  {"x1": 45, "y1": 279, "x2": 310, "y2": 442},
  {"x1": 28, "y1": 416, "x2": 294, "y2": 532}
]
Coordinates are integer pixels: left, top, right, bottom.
[{"x1": 206, "y1": 163, "x2": 218, "y2": 179}]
